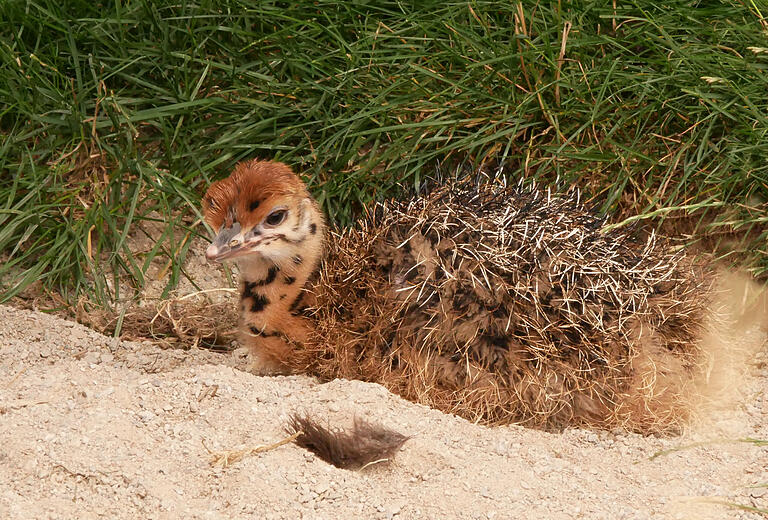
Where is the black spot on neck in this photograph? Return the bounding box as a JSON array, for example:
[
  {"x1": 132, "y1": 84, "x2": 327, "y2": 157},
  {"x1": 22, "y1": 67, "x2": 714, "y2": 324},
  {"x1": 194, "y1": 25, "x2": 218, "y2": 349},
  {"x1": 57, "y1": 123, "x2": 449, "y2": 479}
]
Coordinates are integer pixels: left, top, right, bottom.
[
  {"x1": 250, "y1": 199, "x2": 261, "y2": 211},
  {"x1": 309, "y1": 223, "x2": 317, "y2": 235},
  {"x1": 283, "y1": 275, "x2": 296, "y2": 285},
  {"x1": 292, "y1": 255, "x2": 303, "y2": 265},
  {"x1": 257, "y1": 265, "x2": 280, "y2": 287},
  {"x1": 243, "y1": 265, "x2": 280, "y2": 292},
  {"x1": 250, "y1": 293, "x2": 269, "y2": 312},
  {"x1": 288, "y1": 292, "x2": 304, "y2": 314}
]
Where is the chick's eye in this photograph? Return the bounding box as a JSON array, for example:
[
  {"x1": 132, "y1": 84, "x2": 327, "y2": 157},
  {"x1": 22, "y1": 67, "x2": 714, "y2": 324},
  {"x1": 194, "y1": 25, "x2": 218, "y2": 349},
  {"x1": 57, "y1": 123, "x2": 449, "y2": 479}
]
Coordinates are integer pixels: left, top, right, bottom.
[{"x1": 265, "y1": 210, "x2": 287, "y2": 226}]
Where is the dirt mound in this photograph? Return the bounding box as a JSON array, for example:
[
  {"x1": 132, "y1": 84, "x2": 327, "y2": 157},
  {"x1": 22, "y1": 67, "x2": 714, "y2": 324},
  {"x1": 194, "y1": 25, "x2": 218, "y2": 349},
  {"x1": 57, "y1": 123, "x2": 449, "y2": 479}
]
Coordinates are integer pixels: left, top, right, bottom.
[{"x1": 1, "y1": 304, "x2": 766, "y2": 519}]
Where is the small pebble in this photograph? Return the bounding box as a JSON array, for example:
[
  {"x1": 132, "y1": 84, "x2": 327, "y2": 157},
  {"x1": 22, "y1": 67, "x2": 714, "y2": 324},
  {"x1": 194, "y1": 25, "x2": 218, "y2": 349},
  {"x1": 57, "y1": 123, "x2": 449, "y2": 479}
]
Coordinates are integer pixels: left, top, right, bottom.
[
  {"x1": 138, "y1": 410, "x2": 156, "y2": 423},
  {"x1": 82, "y1": 352, "x2": 100, "y2": 364}
]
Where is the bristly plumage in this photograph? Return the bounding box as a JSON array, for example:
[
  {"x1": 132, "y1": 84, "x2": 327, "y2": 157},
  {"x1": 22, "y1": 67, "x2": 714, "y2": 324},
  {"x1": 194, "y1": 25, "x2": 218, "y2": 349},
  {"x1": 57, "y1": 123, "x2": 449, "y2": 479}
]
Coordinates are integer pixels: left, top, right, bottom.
[
  {"x1": 204, "y1": 161, "x2": 713, "y2": 434},
  {"x1": 294, "y1": 177, "x2": 713, "y2": 433},
  {"x1": 286, "y1": 414, "x2": 409, "y2": 469}
]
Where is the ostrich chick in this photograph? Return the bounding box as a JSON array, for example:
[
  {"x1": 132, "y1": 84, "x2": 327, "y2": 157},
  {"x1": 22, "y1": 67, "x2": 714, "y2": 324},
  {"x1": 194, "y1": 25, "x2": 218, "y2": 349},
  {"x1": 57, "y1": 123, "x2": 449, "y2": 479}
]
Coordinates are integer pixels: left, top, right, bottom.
[
  {"x1": 203, "y1": 160, "x2": 325, "y2": 374},
  {"x1": 203, "y1": 159, "x2": 712, "y2": 433}
]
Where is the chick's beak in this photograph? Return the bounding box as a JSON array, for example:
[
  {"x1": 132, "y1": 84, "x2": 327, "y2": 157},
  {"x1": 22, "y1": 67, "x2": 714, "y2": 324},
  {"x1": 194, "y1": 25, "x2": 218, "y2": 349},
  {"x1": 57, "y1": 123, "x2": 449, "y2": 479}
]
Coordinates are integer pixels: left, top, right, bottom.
[{"x1": 205, "y1": 222, "x2": 245, "y2": 262}]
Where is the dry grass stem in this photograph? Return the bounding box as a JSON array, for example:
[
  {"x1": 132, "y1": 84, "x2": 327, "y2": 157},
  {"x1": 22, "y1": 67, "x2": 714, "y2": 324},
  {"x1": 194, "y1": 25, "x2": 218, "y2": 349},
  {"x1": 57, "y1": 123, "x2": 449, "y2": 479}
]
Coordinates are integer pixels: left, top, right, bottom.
[
  {"x1": 205, "y1": 431, "x2": 302, "y2": 468},
  {"x1": 78, "y1": 291, "x2": 237, "y2": 348},
  {"x1": 6, "y1": 366, "x2": 28, "y2": 388}
]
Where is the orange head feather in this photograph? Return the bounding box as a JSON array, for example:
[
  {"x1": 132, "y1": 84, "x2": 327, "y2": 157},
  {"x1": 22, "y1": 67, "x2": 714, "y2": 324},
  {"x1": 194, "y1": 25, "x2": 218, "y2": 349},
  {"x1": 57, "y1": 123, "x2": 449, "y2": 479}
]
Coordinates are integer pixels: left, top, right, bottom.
[
  {"x1": 202, "y1": 160, "x2": 324, "y2": 265},
  {"x1": 203, "y1": 160, "x2": 309, "y2": 232}
]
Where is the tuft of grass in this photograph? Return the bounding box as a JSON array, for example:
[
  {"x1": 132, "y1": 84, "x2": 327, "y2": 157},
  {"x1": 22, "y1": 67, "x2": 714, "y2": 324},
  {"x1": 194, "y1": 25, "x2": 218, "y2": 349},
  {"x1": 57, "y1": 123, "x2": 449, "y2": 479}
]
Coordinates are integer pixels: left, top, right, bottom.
[
  {"x1": 705, "y1": 500, "x2": 768, "y2": 516},
  {"x1": 1, "y1": 0, "x2": 767, "y2": 306}
]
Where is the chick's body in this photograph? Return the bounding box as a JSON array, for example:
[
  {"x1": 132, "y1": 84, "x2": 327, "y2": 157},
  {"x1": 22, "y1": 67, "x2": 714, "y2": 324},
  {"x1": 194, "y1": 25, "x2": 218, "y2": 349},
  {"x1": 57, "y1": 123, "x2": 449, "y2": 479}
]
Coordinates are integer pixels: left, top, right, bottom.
[{"x1": 204, "y1": 161, "x2": 711, "y2": 432}]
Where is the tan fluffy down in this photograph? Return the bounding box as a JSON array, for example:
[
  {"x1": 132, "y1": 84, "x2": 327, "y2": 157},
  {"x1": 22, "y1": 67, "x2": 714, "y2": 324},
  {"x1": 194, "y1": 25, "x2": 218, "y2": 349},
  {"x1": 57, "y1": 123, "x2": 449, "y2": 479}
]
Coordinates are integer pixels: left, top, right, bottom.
[{"x1": 289, "y1": 179, "x2": 712, "y2": 433}]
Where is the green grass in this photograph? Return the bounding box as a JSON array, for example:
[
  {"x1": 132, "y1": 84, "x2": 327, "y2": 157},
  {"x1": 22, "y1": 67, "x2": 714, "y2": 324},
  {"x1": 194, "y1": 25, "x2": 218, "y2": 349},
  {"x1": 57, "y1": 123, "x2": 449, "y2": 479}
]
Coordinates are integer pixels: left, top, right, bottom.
[{"x1": 1, "y1": 0, "x2": 767, "y2": 306}]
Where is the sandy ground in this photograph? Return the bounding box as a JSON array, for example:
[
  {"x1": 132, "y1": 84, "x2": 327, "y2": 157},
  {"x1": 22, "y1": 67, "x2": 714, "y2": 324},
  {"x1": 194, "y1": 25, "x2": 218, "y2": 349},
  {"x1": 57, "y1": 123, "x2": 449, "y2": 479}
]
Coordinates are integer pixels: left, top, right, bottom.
[
  {"x1": 3, "y1": 234, "x2": 768, "y2": 519},
  {"x1": 0, "y1": 300, "x2": 767, "y2": 520}
]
